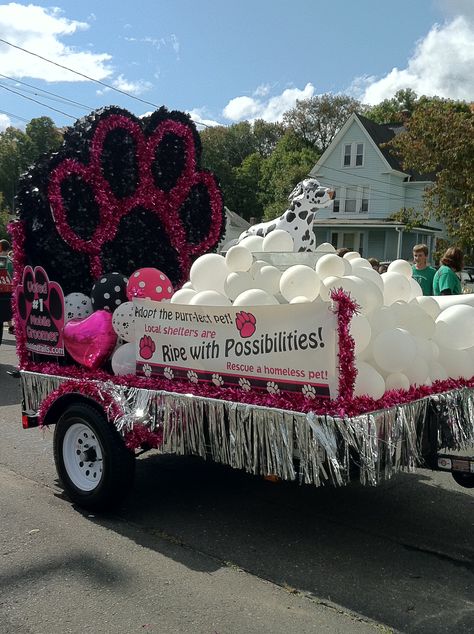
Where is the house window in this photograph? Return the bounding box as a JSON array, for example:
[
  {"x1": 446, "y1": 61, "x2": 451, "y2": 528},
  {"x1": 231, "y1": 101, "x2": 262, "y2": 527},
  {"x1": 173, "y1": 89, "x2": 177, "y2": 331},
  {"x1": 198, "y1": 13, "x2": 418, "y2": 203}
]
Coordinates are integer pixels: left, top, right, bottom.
[
  {"x1": 360, "y1": 187, "x2": 369, "y2": 213},
  {"x1": 342, "y1": 142, "x2": 364, "y2": 167},
  {"x1": 333, "y1": 189, "x2": 340, "y2": 212},
  {"x1": 344, "y1": 187, "x2": 357, "y2": 213},
  {"x1": 343, "y1": 144, "x2": 351, "y2": 167}
]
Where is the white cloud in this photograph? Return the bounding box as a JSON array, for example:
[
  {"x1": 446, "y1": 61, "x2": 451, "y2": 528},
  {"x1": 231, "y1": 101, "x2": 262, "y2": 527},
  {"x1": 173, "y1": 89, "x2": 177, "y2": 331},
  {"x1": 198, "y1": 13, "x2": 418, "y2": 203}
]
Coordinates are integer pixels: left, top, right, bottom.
[
  {"x1": 222, "y1": 82, "x2": 315, "y2": 122},
  {"x1": 112, "y1": 74, "x2": 152, "y2": 95},
  {"x1": 186, "y1": 108, "x2": 221, "y2": 128},
  {"x1": 0, "y1": 113, "x2": 11, "y2": 131},
  {"x1": 0, "y1": 3, "x2": 113, "y2": 82},
  {"x1": 357, "y1": 16, "x2": 474, "y2": 104}
]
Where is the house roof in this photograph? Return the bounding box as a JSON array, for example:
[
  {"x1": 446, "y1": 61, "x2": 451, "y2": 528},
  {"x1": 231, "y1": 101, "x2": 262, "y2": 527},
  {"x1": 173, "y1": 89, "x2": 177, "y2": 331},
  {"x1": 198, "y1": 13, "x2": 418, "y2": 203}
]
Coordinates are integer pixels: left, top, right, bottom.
[
  {"x1": 355, "y1": 114, "x2": 433, "y2": 182},
  {"x1": 224, "y1": 207, "x2": 250, "y2": 229}
]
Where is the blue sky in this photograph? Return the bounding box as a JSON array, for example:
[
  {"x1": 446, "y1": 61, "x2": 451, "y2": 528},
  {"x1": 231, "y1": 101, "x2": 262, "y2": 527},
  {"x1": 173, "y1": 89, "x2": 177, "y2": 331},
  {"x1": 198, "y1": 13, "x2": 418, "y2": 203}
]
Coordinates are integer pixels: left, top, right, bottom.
[{"x1": 0, "y1": 0, "x2": 473, "y2": 131}]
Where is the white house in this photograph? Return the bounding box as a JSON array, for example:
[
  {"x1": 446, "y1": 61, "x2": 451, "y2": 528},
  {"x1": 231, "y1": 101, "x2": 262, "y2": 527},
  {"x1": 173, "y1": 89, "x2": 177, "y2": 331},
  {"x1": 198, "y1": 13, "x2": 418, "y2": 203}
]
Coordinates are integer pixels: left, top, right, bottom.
[{"x1": 310, "y1": 113, "x2": 443, "y2": 262}]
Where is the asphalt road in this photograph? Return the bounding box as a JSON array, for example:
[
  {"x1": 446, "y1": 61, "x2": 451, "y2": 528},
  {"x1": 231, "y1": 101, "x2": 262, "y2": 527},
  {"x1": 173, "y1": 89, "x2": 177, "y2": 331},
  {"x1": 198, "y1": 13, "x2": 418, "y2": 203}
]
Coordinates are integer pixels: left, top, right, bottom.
[{"x1": 1, "y1": 330, "x2": 473, "y2": 634}]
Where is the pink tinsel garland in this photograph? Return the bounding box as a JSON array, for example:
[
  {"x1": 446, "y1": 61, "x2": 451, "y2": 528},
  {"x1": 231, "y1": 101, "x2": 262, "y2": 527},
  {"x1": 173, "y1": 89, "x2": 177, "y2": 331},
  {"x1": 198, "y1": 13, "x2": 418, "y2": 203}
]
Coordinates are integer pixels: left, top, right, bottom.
[
  {"x1": 9, "y1": 219, "x2": 474, "y2": 422},
  {"x1": 47, "y1": 115, "x2": 223, "y2": 285}
]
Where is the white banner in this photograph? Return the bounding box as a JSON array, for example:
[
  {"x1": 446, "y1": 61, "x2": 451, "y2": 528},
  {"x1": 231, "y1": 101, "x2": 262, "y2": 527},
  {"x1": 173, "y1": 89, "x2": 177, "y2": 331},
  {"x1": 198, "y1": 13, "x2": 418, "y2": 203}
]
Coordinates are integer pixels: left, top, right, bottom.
[{"x1": 134, "y1": 299, "x2": 338, "y2": 399}]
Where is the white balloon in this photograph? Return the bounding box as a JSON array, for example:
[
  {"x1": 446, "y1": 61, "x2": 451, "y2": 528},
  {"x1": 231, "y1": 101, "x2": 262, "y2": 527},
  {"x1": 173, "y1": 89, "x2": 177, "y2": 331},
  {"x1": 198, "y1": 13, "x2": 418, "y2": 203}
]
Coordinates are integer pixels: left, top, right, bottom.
[
  {"x1": 381, "y1": 271, "x2": 411, "y2": 305},
  {"x1": 64, "y1": 292, "x2": 93, "y2": 323},
  {"x1": 368, "y1": 306, "x2": 397, "y2": 336},
  {"x1": 233, "y1": 289, "x2": 279, "y2": 306},
  {"x1": 254, "y1": 265, "x2": 282, "y2": 295},
  {"x1": 354, "y1": 361, "x2": 385, "y2": 400},
  {"x1": 250, "y1": 259, "x2": 268, "y2": 278},
  {"x1": 385, "y1": 372, "x2": 410, "y2": 391},
  {"x1": 350, "y1": 313, "x2": 372, "y2": 354},
  {"x1": 225, "y1": 245, "x2": 253, "y2": 272},
  {"x1": 413, "y1": 336, "x2": 434, "y2": 363},
  {"x1": 280, "y1": 265, "x2": 321, "y2": 302},
  {"x1": 438, "y1": 346, "x2": 474, "y2": 379},
  {"x1": 190, "y1": 254, "x2": 229, "y2": 294},
  {"x1": 405, "y1": 357, "x2": 429, "y2": 387},
  {"x1": 350, "y1": 257, "x2": 372, "y2": 270},
  {"x1": 190, "y1": 290, "x2": 231, "y2": 306},
  {"x1": 315, "y1": 253, "x2": 345, "y2": 279},
  {"x1": 414, "y1": 296, "x2": 441, "y2": 319},
  {"x1": 394, "y1": 302, "x2": 435, "y2": 339},
  {"x1": 435, "y1": 304, "x2": 474, "y2": 350},
  {"x1": 262, "y1": 229, "x2": 294, "y2": 252},
  {"x1": 343, "y1": 251, "x2": 360, "y2": 261},
  {"x1": 388, "y1": 259, "x2": 412, "y2": 278},
  {"x1": 315, "y1": 242, "x2": 336, "y2": 253},
  {"x1": 239, "y1": 235, "x2": 265, "y2": 252},
  {"x1": 432, "y1": 294, "x2": 474, "y2": 310},
  {"x1": 224, "y1": 272, "x2": 254, "y2": 302},
  {"x1": 355, "y1": 266, "x2": 384, "y2": 292},
  {"x1": 408, "y1": 277, "x2": 423, "y2": 300},
  {"x1": 290, "y1": 296, "x2": 312, "y2": 304},
  {"x1": 111, "y1": 342, "x2": 136, "y2": 376},
  {"x1": 344, "y1": 275, "x2": 383, "y2": 314},
  {"x1": 429, "y1": 361, "x2": 448, "y2": 382},
  {"x1": 170, "y1": 288, "x2": 197, "y2": 304},
  {"x1": 182, "y1": 281, "x2": 194, "y2": 289},
  {"x1": 112, "y1": 301, "x2": 136, "y2": 342},
  {"x1": 372, "y1": 328, "x2": 416, "y2": 373},
  {"x1": 341, "y1": 257, "x2": 352, "y2": 275},
  {"x1": 172, "y1": 287, "x2": 197, "y2": 304}
]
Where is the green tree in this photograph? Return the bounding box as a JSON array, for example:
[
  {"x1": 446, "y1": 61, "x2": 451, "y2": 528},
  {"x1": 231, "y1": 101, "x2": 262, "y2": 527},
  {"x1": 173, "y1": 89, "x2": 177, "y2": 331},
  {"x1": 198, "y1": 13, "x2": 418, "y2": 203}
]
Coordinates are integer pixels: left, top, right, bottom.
[
  {"x1": 258, "y1": 132, "x2": 320, "y2": 220},
  {"x1": 24, "y1": 116, "x2": 63, "y2": 162},
  {"x1": 364, "y1": 88, "x2": 419, "y2": 124},
  {"x1": 0, "y1": 192, "x2": 9, "y2": 240},
  {"x1": 0, "y1": 116, "x2": 63, "y2": 213},
  {"x1": 282, "y1": 94, "x2": 362, "y2": 153},
  {"x1": 389, "y1": 97, "x2": 474, "y2": 249},
  {"x1": 230, "y1": 152, "x2": 264, "y2": 221}
]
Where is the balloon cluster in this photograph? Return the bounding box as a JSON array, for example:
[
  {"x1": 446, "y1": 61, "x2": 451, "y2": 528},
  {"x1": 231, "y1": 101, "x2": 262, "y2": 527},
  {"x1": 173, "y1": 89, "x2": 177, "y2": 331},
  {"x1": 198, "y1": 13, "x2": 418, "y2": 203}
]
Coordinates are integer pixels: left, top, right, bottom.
[
  {"x1": 170, "y1": 232, "x2": 474, "y2": 400},
  {"x1": 62, "y1": 267, "x2": 173, "y2": 375}
]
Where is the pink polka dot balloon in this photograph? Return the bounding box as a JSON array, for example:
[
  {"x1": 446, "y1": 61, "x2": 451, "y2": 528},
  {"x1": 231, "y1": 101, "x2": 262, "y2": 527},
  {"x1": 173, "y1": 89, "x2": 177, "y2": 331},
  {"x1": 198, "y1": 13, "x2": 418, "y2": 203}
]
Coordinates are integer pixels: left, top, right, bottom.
[{"x1": 126, "y1": 268, "x2": 174, "y2": 302}]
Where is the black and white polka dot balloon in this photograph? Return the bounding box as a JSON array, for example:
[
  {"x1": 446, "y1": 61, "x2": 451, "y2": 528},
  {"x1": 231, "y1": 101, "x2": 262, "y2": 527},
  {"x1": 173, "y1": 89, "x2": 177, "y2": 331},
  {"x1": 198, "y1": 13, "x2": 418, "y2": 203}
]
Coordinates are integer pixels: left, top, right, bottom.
[
  {"x1": 91, "y1": 272, "x2": 128, "y2": 312},
  {"x1": 112, "y1": 301, "x2": 136, "y2": 342},
  {"x1": 64, "y1": 292, "x2": 93, "y2": 323}
]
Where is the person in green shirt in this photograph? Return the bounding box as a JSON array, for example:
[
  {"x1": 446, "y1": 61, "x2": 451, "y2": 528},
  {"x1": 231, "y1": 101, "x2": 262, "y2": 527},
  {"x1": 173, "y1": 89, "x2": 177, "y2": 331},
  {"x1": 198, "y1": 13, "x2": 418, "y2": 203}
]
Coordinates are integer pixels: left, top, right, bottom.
[
  {"x1": 412, "y1": 243, "x2": 436, "y2": 295},
  {"x1": 433, "y1": 246, "x2": 463, "y2": 296}
]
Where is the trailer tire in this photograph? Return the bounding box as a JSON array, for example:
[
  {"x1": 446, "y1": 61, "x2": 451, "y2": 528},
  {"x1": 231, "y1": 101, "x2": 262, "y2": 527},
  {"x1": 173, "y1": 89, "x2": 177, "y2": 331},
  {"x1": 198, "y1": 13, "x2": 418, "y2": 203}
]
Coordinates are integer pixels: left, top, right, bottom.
[
  {"x1": 53, "y1": 403, "x2": 135, "y2": 511},
  {"x1": 451, "y1": 471, "x2": 474, "y2": 489}
]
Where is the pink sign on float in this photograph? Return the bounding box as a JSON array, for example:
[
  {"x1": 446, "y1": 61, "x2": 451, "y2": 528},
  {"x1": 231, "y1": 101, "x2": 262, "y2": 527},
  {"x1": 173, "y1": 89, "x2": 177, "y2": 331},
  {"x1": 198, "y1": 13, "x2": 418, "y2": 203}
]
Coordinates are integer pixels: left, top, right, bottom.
[{"x1": 16, "y1": 265, "x2": 65, "y2": 356}]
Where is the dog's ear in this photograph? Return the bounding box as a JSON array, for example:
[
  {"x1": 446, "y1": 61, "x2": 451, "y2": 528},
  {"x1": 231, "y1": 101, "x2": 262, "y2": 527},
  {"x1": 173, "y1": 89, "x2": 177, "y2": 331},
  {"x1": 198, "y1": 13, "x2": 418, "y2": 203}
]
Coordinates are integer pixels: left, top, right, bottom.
[{"x1": 288, "y1": 181, "x2": 304, "y2": 201}]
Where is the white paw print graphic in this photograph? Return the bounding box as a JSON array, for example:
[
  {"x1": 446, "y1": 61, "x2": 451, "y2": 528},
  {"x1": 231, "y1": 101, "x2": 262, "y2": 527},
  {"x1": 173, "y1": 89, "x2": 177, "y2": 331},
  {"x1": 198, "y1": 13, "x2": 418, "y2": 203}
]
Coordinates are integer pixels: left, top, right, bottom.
[
  {"x1": 302, "y1": 384, "x2": 316, "y2": 400},
  {"x1": 187, "y1": 370, "x2": 198, "y2": 384},
  {"x1": 266, "y1": 381, "x2": 280, "y2": 395},
  {"x1": 164, "y1": 367, "x2": 174, "y2": 380},
  {"x1": 212, "y1": 373, "x2": 224, "y2": 387},
  {"x1": 142, "y1": 363, "x2": 152, "y2": 378},
  {"x1": 239, "y1": 377, "x2": 251, "y2": 392}
]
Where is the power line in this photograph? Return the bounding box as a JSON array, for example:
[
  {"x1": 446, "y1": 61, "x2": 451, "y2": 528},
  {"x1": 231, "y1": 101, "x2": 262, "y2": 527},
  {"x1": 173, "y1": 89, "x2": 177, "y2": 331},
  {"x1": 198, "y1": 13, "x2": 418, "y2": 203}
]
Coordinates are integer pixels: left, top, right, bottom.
[
  {"x1": 0, "y1": 84, "x2": 76, "y2": 119},
  {"x1": 0, "y1": 73, "x2": 93, "y2": 110},
  {"x1": 0, "y1": 38, "x2": 214, "y2": 129},
  {"x1": 0, "y1": 108, "x2": 29, "y2": 123}
]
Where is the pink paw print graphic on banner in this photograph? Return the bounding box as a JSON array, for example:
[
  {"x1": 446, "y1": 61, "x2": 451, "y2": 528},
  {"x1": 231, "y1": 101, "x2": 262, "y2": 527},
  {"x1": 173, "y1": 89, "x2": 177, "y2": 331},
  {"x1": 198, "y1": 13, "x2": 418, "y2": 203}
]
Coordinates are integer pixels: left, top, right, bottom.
[
  {"x1": 139, "y1": 335, "x2": 156, "y2": 360},
  {"x1": 235, "y1": 311, "x2": 256, "y2": 338}
]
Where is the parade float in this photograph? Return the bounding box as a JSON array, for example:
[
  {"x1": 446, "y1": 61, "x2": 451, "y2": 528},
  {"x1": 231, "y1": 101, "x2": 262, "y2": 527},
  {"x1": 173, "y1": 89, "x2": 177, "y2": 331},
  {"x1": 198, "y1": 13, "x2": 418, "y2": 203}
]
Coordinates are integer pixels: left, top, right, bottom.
[{"x1": 9, "y1": 105, "x2": 474, "y2": 511}]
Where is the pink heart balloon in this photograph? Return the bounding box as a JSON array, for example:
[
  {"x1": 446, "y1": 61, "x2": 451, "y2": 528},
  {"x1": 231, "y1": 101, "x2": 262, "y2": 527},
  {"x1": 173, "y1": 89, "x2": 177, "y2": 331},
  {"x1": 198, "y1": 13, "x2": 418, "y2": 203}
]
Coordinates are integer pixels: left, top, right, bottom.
[{"x1": 64, "y1": 310, "x2": 117, "y2": 370}]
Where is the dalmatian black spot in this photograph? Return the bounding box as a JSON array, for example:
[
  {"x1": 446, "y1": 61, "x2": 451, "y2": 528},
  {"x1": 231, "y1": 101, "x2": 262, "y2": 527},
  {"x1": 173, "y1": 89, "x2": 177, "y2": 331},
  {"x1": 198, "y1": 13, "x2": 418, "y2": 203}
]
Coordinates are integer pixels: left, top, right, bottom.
[
  {"x1": 267, "y1": 224, "x2": 276, "y2": 232},
  {"x1": 294, "y1": 201, "x2": 301, "y2": 208},
  {"x1": 298, "y1": 211, "x2": 308, "y2": 220},
  {"x1": 307, "y1": 216, "x2": 313, "y2": 224},
  {"x1": 286, "y1": 212, "x2": 296, "y2": 222},
  {"x1": 301, "y1": 229, "x2": 311, "y2": 242},
  {"x1": 256, "y1": 228, "x2": 264, "y2": 237}
]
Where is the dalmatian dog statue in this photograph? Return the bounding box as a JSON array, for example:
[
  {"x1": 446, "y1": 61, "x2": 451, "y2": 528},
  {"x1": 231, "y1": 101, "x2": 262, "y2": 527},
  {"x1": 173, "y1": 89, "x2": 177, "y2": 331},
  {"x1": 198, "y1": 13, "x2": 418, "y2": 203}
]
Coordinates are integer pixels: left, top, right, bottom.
[{"x1": 238, "y1": 178, "x2": 335, "y2": 252}]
